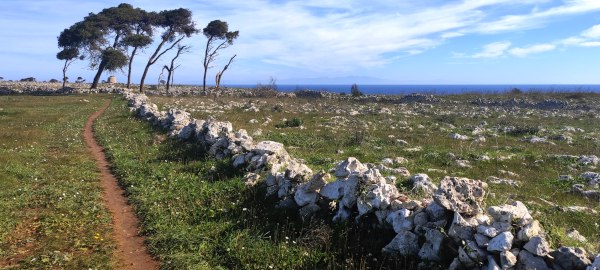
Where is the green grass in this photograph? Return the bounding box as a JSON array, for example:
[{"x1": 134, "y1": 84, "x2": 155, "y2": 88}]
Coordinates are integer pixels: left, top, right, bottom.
[
  {"x1": 0, "y1": 95, "x2": 115, "y2": 269},
  {"x1": 95, "y1": 98, "x2": 417, "y2": 269},
  {"x1": 148, "y1": 93, "x2": 600, "y2": 253}
]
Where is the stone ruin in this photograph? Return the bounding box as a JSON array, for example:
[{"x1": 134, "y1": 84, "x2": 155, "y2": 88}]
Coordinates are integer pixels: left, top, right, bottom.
[{"x1": 124, "y1": 90, "x2": 600, "y2": 269}]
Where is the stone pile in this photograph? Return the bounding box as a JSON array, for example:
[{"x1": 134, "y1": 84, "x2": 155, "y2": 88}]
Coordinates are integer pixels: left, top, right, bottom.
[{"x1": 122, "y1": 90, "x2": 600, "y2": 269}]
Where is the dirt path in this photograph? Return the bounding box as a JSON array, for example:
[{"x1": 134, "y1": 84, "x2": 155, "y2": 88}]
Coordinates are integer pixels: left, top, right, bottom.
[{"x1": 84, "y1": 100, "x2": 159, "y2": 270}]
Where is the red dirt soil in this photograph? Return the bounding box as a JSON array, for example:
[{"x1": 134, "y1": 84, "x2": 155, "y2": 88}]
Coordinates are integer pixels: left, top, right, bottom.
[{"x1": 84, "y1": 100, "x2": 158, "y2": 270}]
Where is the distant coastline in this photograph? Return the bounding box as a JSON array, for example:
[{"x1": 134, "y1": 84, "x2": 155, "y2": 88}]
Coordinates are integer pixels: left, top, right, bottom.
[{"x1": 223, "y1": 84, "x2": 600, "y2": 95}]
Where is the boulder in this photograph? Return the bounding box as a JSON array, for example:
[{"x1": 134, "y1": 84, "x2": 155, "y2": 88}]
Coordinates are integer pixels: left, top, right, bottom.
[
  {"x1": 517, "y1": 220, "x2": 542, "y2": 241},
  {"x1": 487, "y1": 232, "x2": 513, "y2": 252},
  {"x1": 418, "y1": 228, "x2": 445, "y2": 261},
  {"x1": 516, "y1": 250, "x2": 550, "y2": 270},
  {"x1": 523, "y1": 236, "x2": 550, "y2": 256},
  {"x1": 410, "y1": 174, "x2": 437, "y2": 195},
  {"x1": 334, "y1": 157, "x2": 368, "y2": 178},
  {"x1": 434, "y1": 177, "x2": 487, "y2": 216},
  {"x1": 550, "y1": 246, "x2": 591, "y2": 270},
  {"x1": 500, "y1": 250, "x2": 517, "y2": 269},
  {"x1": 285, "y1": 159, "x2": 313, "y2": 182},
  {"x1": 382, "y1": 230, "x2": 420, "y2": 256},
  {"x1": 387, "y1": 208, "x2": 413, "y2": 233},
  {"x1": 320, "y1": 179, "x2": 345, "y2": 200}
]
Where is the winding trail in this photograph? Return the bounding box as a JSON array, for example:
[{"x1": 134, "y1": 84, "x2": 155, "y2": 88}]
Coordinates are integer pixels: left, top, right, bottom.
[{"x1": 84, "y1": 99, "x2": 158, "y2": 270}]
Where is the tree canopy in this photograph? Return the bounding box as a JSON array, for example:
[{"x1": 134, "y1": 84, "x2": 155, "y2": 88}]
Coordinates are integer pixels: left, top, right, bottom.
[
  {"x1": 202, "y1": 20, "x2": 239, "y2": 92},
  {"x1": 138, "y1": 8, "x2": 198, "y2": 92},
  {"x1": 57, "y1": 3, "x2": 152, "y2": 89}
]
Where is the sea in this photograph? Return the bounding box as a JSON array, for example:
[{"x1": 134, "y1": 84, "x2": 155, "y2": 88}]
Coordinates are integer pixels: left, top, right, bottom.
[{"x1": 224, "y1": 84, "x2": 600, "y2": 95}]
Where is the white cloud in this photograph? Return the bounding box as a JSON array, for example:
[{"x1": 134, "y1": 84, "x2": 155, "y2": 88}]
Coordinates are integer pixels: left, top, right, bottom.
[
  {"x1": 509, "y1": 44, "x2": 556, "y2": 57},
  {"x1": 475, "y1": 0, "x2": 600, "y2": 33},
  {"x1": 473, "y1": 41, "x2": 512, "y2": 58},
  {"x1": 581, "y1": 24, "x2": 600, "y2": 38},
  {"x1": 578, "y1": 41, "x2": 600, "y2": 47}
]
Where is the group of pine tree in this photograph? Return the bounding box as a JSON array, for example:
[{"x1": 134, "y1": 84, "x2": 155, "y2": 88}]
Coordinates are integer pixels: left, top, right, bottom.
[{"x1": 57, "y1": 3, "x2": 238, "y2": 92}]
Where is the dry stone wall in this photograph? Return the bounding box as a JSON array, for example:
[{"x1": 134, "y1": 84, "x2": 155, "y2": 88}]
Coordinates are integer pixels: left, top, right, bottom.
[{"x1": 123, "y1": 90, "x2": 600, "y2": 269}]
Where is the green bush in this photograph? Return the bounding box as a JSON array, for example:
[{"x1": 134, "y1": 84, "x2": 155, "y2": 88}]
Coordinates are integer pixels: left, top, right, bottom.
[{"x1": 275, "y1": 117, "x2": 303, "y2": 128}]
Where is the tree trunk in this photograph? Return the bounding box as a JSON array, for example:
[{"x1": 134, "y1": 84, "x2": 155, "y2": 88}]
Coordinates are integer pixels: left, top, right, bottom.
[
  {"x1": 202, "y1": 37, "x2": 212, "y2": 93},
  {"x1": 62, "y1": 60, "x2": 68, "y2": 89},
  {"x1": 127, "y1": 47, "x2": 138, "y2": 88},
  {"x1": 90, "y1": 60, "x2": 106, "y2": 89},
  {"x1": 215, "y1": 54, "x2": 236, "y2": 92},
  {"x1": 166, "y1": 70, "x2": 173, "y2": 92},
  {"x1": 139, "y1": 62, "x2": 151, "y2": 93}
]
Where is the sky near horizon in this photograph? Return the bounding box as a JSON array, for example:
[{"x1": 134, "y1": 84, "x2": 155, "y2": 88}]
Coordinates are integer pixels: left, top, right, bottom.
[{"x1": 0, "y1": 0, "x2": 599, "y2": 85}]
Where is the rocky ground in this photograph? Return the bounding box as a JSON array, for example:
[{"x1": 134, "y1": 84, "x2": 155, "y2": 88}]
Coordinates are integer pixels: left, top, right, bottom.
[{"x1": 3, "y1": 81, "x2": 600, "y2": 269}]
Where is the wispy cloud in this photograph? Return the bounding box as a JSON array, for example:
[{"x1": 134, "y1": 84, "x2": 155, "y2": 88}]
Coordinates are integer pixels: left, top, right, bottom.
[
  {"x1": 473, "y1": 41, "x2": 512, "y2": 58},
  {"x1": 468, "y1": 22, "x2": 600, "y2": 59},
  {"x1": 509, "y1": 44, "x2": 556, "y2": 56}
]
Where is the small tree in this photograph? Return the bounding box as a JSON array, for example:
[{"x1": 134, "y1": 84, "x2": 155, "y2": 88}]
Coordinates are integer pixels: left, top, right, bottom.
[
  {"x1": 139, "y1": 8, "x2": 197, "y2": 92},
  {"x1": 76, "y1": 77, "x2": 86, "y2": 83},
  {"x1": 56, "y1": 47, "x2": 81, "y2": 88},
  {"x1": 202, "y1": 20, "x2": 239, "y2": 92},
  {"x1": 122, "y1": 34, "x2": 153, "y2": 88},
  {"x1": 350, "y1": 83, "x2": 364, "y2": 97},
  {"x1": 215, "y1": 54, "x2": 236, "y2": 91},
  {"x1": 163, "y1": 45, "x2": 190, "y2": 92}
]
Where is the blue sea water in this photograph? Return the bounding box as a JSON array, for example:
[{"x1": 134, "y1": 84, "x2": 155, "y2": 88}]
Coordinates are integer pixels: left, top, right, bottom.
[{"x1": 225, "y1": 84, "x2": 600, "y2": 95}]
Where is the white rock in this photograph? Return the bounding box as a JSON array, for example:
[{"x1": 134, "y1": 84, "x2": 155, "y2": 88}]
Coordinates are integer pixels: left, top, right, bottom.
[
  {"x1": 320, "y1": 180, "x2": 345, "y2": 200},
  {"x1": 517, "y1": 250, "x2": 550, "y2": 270},
  {"x1": 382, "y1": 230, "x2": 420, "y2": 256},
  {"x1": 487, "y1": 232, "x2": 513, "y2": 252},
  {"x1": 387, "y1": 209, "x2": 413, "y2": 233},
  {"x1": 500, "y1": 250, "x2": 517, "y2": 269},
  {"x1": 523, "y1": 236, "x2": 550, "y2": 256},
  {"x1": 517, "y1": 220, "x2": 541, "y2": 242},
  {"x1": 334, "y1": 157, "x2": 368, "y2": 178},
  {"x1": 418, "y1": 228, "x2": 445, "y2": 261}
]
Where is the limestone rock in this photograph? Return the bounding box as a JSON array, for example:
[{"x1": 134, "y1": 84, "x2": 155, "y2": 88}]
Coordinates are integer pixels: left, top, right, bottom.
[
  {"x1": 418, "y1": 228, "x2": 445, "y2": 261},
  {"x1": 382, "y1": 230, "x2": 420, "y2": 256},
  {"x1": 425, "y1": 201, "x2": 448, "y2": 221},
  {"x1": 334, "y1": 157, "x2": 368, "y2": 178},
  {"x1": 500, "y1": 250, "x2": 517, "y2": 269},
  {"x1": 410, "y1": 174, "x2": 437, "y2": 195},
  {"x1": 517, "y1": 220, "x2": 542, "y2": 242},
  {"x1": 320, "y1": 179, "x2": 345, "y2": 200},
  {"x1": 485, "y1": 255, "x2": 501, "y2": 270},
  {"x1": 387, "y1": 208, "x2": 413, "y2": 233},
  {"x1": 434, "y1": 177, "x2": 487, "y2": 216},
  {"x1": 487, "y1": 232, "x2": 513, "y2": 252},
  {"x1": 550, "y1": 246, "x2": 591, "y2": 270},
  {"x1": 523, "y1": 236, "x2": 550, "y2": 256},
  {"x1": 516, "y1": 250, "x2": 550, "y2": 270}
]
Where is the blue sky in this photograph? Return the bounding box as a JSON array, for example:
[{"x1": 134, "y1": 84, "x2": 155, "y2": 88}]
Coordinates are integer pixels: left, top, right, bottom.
[{"x1": 0, "y1": 0, "x2": 599, "y2": 84}]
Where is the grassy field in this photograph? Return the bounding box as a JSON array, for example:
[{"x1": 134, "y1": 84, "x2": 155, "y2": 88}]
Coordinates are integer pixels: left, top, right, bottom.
[
  {"x1": 2, "y1": 92, "x2": 597, "y2": 269},
  {"x1": 0, "y1": 95, "x2": 115, "y2": 269},
  {"x1": 93, "y1": 92, "x2": 599, "y2": 269}
]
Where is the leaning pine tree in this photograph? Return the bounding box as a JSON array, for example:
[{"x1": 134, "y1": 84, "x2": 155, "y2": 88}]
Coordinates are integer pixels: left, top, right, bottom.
[
  {"x1": 138, "y1": 8, "x2": 197, "y2": 92},
  {"x1": 201, "y1": 20, "x2": 239, "y2": 93},
  {"x1": 57, "y1": 4, "x2": 152, "y2": 89}
]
